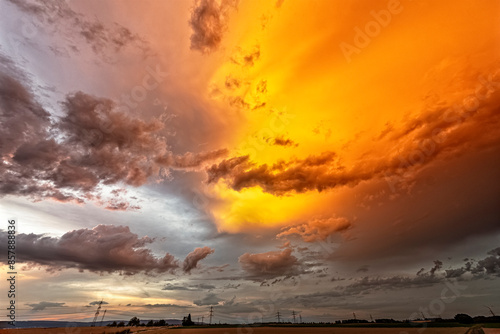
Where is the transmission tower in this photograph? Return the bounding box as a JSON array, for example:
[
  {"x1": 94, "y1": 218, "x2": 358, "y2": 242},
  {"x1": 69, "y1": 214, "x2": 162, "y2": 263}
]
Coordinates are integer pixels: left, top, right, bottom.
[
  {"x1": 370, "y1": 314, "x2": 374, "y2": 322},
  {"x1": 100, "y1": 309, "x2": 107, "y2": 326},
  {"x1": 292, "y1": 310, "x2": 296, "y2": 323},
  {"x1": 353, "y1": 312, "x2": 356, "y2": 320},
  {"x1": 201, "y1": 316, "x2": 204, "y2": 325},
  {"x1": 299, "y1": 314, "x2": 302, "y2": 323},
  {"x1": 91, "y1": 300, "x2": 103, "y2": 327},
  {"x1": 276, "y1": 311, "x2": 281, "y2": 323},
  {"x1": 485, "y1": 306, "x2": 496, "y2": 317},
  {"x1": 209, "y1": 306, "x2": 214, "y2": 325}
]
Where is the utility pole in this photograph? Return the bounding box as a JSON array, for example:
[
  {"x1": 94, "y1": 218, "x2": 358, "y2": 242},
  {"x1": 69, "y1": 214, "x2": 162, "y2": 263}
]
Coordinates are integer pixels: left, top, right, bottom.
[
  {"x1": 91, "y1": 300, "x2": 103, "y2": 327},
  {"x1": 276, "y1": 311, "x2": 281, "y2": 323},
  {"x1": 100, "y1": 309, "x2": 107, "y2": 326},
  {"x1": 292, "y1": 310, "x2": 296, "y2": 323},
  {"x1": 209, "y1": 306, "x2": 214, "y2": 325}
]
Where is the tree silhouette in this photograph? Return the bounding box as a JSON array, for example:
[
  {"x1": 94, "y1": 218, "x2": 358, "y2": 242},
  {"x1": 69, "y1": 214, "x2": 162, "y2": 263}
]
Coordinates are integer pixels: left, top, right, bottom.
[
  {"x1": 128, "y1": 316, "x2": 141, "y2": 326},
  {"x1": 154, "y1": 320, "x2": 166, "y2": 326},
  {"x1": 182, "y1": 314, "x2": 194, "y2": 326}
]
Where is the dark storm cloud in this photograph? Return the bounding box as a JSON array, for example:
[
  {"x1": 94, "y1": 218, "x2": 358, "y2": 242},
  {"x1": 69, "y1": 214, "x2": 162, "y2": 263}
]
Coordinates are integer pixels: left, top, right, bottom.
[
  {"x1": 205, "y1": 66, "x2": 500, "y2": 196},
  {"x1": 270, "y1": 135, "x2": 298, "y2": 147},
  {"x1": 0, "y1": 225, "x2": 179, "y2": 274},
  {"x1": 206, "y1": 155, "x2": 249, "y2": 184},
  {"x1": 476, "y1": 247, "x2": 500, "y2": 276},
  {"x1": 444, "y1": 248, "x2": 500, "y2": 279},
  {"x1": 143, "y1": 303, "x2": 189, "y2": 309},
  {"x1": 0, "y1": 58, "x2": 227, "y2": 206},
  {"x1": 189, "y1": 0, "x2": 237, "y2": 54},
  {"x1": 183, "y1": 246, "x2": 215, "y2": 273},
  {"x1": 343, "y1": 274, "x2": 442, "y2": 295},
  {"x1": 6, "y1": 0, "x2": 150, "y2": 61},
  {"x1": 162, "y1": 283, "x2": 216, "y2": 291},
  {"x1": 238, "y1": 248, "x2": 304, "y2": 280},
  {"x1": 27, "y1": 301, "x2": 66, "y2": 311}
]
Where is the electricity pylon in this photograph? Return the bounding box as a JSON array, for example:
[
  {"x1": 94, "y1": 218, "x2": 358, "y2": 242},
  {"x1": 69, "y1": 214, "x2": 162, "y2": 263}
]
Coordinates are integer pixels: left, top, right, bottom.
[{"x1": 91, "y1": 300, "x2": 103, "y2": 327}]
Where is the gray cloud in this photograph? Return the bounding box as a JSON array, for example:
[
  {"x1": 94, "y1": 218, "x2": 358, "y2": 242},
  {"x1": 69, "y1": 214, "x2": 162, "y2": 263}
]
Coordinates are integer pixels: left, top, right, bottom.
[
  {"x1": 0, "y1": 57, "x2": 227, "y2": 207},
  {"x1": 183, "y1": 246, "x2": 215, "y2": 273},
  {"x1": 193, "y1": 292, "x2": 223, "y2": 306},
  {"x1": 0, "y1": 224, "x2": 179, "y2": 274},
  {"x1": 6, "y1": 0, "x2": 151, "y2": 62},
  {"x1": 27, "y1": 301, "x2": 66, "y2": 311},
  {"x1": 444, "y1": 247, "x2": 500, "y2": 279}
]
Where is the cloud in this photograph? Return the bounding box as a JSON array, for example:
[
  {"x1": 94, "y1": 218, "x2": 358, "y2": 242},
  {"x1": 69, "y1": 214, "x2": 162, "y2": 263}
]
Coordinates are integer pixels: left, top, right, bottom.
[
  {"x1": 89, "y1": 301, "x2": 109, "y2": 306},
  {"x1": 238, "y1": 248, "x2": 303, "y2": 279},
  {"x1": 205, "y1": 64, "x2": 500, "y2": 196},
  {"x1": 6, "y1": 0, "x2": 151, "y2": 62},
  {"x1": 0, "y1": 225, "x2": 179, "y2": 274},
  {"x1": 183, "y1": 246, "x2": 215, "y2": 273},
  {"x1": 444, "y1": 247, "x2": 500, "y2": 279},
  {"x1": 429, "y1": 260, "x2": 443, "y2": 276},
  {"x1": 142, "y1": 303, "x2": 189, "y2": 309},
  {"x1": 189, "y1": 0, "x2": 237, "y2": 54},
  {"x1": 0, "y1": 58, "x2": 227, "y2": 207},
  {"x1": 162, "y1": 283, "x2": 215, "y2": 291},
  {"x1": 27, "y1": 301, "x2": 66, "y2": 311},
  {"x1": 343, "y1": 275, "x2": 442, "y2": 296},
  {"x1": 277, "y1": 216, "x2": 351, "y2": 242},
  {"x1": 193, "y1": 292, "x2": 223, "y2": 306},
  {"x1": 476, "y1": 247, "x2": 500, "y2": 276},
  {"x1": 356, "y1": 265, "x2": 369, "y2": 273}
]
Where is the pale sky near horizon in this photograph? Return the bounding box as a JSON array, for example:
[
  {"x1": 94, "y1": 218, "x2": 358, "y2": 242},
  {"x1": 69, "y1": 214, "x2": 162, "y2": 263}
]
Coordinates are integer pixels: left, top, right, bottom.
[{"x1": 0, "y1": 0, "x2": 499, "y2": 324}]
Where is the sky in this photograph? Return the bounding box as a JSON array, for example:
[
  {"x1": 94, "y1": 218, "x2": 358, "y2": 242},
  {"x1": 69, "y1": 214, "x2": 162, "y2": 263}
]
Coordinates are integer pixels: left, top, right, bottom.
[{"x1": 0, "y1": 0, "x2": 499, "y2": 325}]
